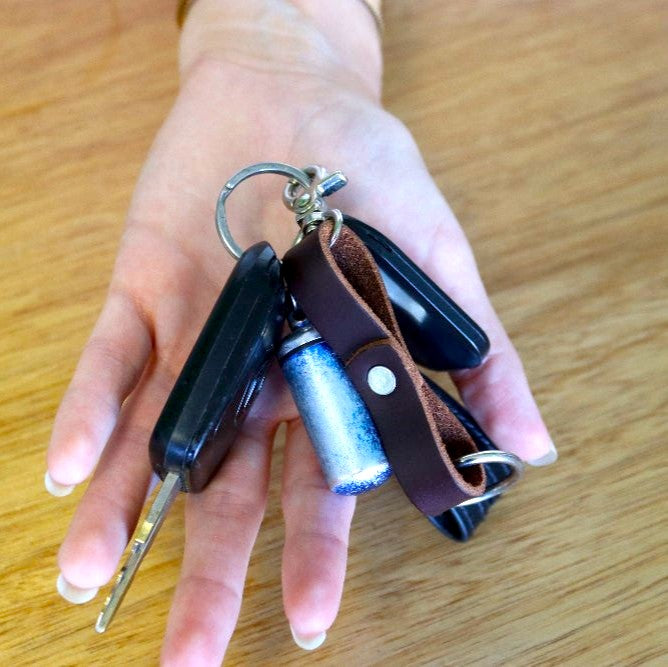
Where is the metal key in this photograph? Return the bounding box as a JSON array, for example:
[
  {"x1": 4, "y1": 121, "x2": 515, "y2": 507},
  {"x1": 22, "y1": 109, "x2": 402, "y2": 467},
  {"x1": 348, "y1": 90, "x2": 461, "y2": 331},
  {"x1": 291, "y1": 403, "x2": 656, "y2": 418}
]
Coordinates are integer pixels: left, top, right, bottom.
[
  {"x1": 96, "y1": 472, "x2": 180, "y2": 632},
  {"x1": 95, "y1": 241, "x2": 285, "y2": 632}
]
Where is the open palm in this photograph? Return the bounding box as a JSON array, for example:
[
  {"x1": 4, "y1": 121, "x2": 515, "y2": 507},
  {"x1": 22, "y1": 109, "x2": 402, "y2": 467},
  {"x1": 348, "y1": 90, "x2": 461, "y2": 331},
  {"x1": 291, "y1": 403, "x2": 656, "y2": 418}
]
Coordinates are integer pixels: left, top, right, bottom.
[{"x1": 47, "y1": 59, "x2": 553, "y2": 665}]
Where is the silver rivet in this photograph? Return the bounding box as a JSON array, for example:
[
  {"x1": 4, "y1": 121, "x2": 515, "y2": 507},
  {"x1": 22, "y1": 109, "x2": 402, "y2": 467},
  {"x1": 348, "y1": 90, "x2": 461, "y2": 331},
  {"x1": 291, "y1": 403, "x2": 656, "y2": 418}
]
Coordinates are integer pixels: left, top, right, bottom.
[{"x1": 367, "y1": 365, "x2": 396, "y2": 395}]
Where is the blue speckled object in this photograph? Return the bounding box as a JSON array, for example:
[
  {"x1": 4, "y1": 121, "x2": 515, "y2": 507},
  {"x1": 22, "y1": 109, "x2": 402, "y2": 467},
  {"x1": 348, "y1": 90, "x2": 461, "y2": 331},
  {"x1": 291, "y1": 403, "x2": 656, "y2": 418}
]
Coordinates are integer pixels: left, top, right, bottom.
[{"x1": 278, "y1": 325, "x2": 392, "y2": 495}]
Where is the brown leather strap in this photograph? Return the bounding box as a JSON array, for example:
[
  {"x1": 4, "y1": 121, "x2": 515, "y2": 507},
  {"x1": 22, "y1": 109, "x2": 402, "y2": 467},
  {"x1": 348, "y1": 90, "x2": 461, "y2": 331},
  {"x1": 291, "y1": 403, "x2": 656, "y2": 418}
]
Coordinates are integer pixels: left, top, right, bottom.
[{"x1": 282, "y1": 223, "x2": 485, "y2": 514}]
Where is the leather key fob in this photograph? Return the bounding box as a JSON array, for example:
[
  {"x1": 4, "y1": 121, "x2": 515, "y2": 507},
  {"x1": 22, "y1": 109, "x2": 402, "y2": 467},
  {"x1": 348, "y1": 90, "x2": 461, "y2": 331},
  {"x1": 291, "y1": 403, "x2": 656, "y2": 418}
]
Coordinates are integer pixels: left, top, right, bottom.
[
  {"x1": 149, "y1": 241, "x2": 285, "y2": 492},
  {"x1": 344, "y1": 216, "x2": 489, "y2": 371}
]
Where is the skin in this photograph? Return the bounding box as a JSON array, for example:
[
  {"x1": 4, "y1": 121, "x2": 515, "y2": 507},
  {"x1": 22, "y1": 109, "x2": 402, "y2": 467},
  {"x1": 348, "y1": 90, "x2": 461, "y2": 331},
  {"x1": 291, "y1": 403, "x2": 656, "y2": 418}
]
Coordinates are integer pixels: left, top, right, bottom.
[{"x1": 46, "y1": 1, "x2": 555, "y2": 664}]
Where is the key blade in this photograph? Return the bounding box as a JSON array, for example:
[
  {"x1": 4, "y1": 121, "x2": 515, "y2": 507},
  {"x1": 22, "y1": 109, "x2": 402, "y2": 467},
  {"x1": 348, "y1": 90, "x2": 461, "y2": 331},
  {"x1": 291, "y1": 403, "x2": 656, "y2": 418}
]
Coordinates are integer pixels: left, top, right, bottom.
[{"x1": 95, "y1": 472, "x2": 181, "y2": 633}]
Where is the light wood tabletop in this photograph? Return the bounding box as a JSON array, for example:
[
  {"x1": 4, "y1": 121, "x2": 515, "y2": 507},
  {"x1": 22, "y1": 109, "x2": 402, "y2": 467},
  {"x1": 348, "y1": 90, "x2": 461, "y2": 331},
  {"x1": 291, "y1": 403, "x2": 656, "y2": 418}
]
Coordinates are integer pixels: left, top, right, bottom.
[{"x1": 1, "y1": 1, "x2": 666, "y2": 665}]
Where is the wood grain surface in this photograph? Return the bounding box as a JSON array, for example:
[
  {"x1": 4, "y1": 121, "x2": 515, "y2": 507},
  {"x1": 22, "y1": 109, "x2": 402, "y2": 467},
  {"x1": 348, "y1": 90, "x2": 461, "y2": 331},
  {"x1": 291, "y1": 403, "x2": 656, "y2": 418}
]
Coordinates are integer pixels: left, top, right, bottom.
[{"x1": 1, "y1": 1, "x2": 666, "y2": 665}]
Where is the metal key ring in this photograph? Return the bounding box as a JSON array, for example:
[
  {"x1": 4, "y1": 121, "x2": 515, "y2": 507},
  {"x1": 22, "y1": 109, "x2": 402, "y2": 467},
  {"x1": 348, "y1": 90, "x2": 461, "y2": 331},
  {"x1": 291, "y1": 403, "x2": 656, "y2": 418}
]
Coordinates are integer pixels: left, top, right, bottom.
[
  {"x1": 454, "y1": 450, "x2": 524, "y2": 507},
  {"x1": 216, "y1": 162, "x2": 313, "y2": 260}
]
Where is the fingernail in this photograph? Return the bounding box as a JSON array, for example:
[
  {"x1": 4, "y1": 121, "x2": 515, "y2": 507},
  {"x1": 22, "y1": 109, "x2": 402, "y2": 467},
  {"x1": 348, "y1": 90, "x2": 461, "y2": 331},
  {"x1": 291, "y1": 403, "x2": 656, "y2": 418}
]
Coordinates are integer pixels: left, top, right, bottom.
[
  {"x1": 56, "y1": 572, "x2": 98, "y2": 604},
  {"x1": 527, "y1": 441, "x2": 558, "y2": 467},
  {"x1": 290, "y1": 625, "x2": 327, "y2": 651},
  {"x1": 45, "y1": 471, "x2": 75, "y2": 497}
]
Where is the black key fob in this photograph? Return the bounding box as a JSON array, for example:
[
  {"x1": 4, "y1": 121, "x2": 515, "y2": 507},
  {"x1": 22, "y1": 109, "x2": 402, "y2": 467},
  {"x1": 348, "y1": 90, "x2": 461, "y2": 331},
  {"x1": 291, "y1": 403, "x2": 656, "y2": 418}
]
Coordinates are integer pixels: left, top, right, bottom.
[
  {"x1": 149, "y1": 241, "x2": 286, "y2": 492},
  {"x1": 344, "y1": 216, "x2": 490, "y2": 371}
]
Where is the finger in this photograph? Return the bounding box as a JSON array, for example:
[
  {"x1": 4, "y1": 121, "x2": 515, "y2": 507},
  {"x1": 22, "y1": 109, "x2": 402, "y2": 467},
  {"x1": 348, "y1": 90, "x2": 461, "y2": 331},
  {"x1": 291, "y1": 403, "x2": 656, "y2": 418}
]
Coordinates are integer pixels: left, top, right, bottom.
[
  {"x1": 420, "y1": 211, "x2": 555, "y2": 465},
  {"x1": 451, "y1": 325, "x2": 556, "y2": 466},
  {"x1": 281, "y1": 420, "x2": 356, "y2": 651},
  {"x1": 56, "y1": 359, "x2": 172, "y2": 593},
  {"x1": 364, "y1": 168, "x2": 555, "y2": 465},
  {"x1": 46, "y1": 289, "x2": 153, "y2": 490},
  {"x1": 160, "y1": 427, "x2": 274, "y2": 667},
  {"x1": 423, "y1": 222, "x2": 554, "y2": 463}
]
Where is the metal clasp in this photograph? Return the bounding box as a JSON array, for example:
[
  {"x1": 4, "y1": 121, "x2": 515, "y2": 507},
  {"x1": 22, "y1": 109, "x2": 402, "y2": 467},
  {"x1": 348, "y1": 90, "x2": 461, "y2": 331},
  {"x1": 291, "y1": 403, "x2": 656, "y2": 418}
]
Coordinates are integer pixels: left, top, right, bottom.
[
  {"x1": 283, "y1": 164, "x2": 347, "y2": 247},
  {"x1": 216, "y1": 162, "x2": 347, "y2": 260}
]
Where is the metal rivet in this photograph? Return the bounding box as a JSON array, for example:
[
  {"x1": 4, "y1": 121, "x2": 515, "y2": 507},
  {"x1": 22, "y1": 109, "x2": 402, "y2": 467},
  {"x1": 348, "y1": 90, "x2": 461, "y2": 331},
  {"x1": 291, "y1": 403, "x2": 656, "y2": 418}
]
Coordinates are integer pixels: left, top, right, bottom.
[{"x1": 367, "y1": 365, "x2": 396, "y2": 395}]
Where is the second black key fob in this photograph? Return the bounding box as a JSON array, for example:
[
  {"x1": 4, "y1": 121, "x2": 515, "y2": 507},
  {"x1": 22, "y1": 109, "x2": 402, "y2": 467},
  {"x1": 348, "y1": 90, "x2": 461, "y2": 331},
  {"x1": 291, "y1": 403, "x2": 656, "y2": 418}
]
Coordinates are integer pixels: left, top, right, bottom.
[
  {"x1": 344, "y1": 216, "x2": 490, "y2": 371},
  {"x1": 149, "y1": 241, "x2": 286, "y2": 492}
]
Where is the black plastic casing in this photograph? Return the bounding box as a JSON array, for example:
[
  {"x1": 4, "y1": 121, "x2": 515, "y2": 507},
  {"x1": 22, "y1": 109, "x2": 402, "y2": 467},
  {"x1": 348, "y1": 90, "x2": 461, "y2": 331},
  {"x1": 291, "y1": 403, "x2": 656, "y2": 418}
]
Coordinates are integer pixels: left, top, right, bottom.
[
  {"x1": 344, "y1": 216, "x2": 490, "y2": 371},
  {"x1": 149, "y1": 242, "x2": 285, "y2": 493}
]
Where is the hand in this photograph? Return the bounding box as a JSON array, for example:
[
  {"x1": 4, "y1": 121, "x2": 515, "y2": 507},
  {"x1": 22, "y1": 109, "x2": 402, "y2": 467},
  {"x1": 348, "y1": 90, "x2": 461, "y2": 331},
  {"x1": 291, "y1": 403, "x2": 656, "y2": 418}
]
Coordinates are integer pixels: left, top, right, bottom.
[{"x1": 46, "y1": 2, "x2": 555, "y2": 663}]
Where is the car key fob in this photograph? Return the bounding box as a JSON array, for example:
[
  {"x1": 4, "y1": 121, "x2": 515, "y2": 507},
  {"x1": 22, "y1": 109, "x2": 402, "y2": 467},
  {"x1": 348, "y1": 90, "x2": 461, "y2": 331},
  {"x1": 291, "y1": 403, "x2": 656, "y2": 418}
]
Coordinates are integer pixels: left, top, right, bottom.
[
  {"x1": 344, "y1": 216, "x2": 490, "y2": 371},
  {"x1": 149, "y1": 241, "x2": 285, "y2": 493},
  {"x1": 98, "y1": 241, "x2": 285, "y2": 632}
]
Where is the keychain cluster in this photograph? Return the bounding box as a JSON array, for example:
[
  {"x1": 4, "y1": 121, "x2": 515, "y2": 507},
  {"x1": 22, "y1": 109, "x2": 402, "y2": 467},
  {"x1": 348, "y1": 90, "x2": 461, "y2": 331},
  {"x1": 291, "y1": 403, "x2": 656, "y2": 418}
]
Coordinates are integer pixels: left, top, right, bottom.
[{"x1": 95, "y1": 163, "x2": 523, "y2": 633}]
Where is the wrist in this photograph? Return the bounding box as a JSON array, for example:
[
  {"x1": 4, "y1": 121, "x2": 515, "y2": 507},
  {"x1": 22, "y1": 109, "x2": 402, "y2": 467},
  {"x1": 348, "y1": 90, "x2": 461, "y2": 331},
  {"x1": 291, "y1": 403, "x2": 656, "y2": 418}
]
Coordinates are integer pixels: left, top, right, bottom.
[{"x1": 178, "y1": 0, "x2": 382, "y2": 101}]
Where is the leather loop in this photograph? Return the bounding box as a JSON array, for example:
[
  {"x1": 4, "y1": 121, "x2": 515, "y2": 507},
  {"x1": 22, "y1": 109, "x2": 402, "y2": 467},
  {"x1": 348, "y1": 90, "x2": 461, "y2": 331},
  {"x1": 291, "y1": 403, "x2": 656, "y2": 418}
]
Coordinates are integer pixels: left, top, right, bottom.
[
  {"x1": 283, "y1": 223, "x2": 486, "y2": 514},
  {"x1": 423, "y1": 375, "x2": 513, "y2": 541}
]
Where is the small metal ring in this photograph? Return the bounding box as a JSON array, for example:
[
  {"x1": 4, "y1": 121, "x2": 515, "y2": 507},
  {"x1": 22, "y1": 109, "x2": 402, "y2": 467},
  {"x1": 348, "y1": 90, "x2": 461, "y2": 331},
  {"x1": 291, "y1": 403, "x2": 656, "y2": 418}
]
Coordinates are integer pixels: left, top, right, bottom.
[
  {"x1": 216, "y1": 162, "x2": 312, "y2": 260},
  {"x1": 282, "y1": 180, "x2": 316, "y2": 213},
  {"x1": 283, "y1": 164, "x2": 327, "y2": 210},
  {"x1": 454, "y1": 450, "x2": 524, "y2": 507},
  {"x1": 327, "y1": 209, "x2": 343, "y2": 246},
  {"x1": 292, "y1": 210, "x2": 343, "y2": 249}
]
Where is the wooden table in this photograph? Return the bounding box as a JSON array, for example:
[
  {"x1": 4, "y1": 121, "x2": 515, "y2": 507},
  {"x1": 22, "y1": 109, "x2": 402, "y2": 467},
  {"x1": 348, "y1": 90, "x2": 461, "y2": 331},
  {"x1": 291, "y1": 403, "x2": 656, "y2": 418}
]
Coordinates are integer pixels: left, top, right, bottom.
[{"x1": 1, "y1": 1, "x2": 666, "y2": 664}]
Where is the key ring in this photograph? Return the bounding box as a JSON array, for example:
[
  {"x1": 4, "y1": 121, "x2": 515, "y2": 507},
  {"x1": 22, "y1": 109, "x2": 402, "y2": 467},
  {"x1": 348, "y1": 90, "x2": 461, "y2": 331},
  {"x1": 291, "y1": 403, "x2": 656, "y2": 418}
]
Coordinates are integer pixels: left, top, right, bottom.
[
  {"x1": 217, "y1": 163, "x2": 523, "y2": 510},
  {"x1": 454, "y1": 450, "x2": 524, "y2": 507},
  {"x1": 216, "y1": 162, "x2": 346, "y2": 260}
]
